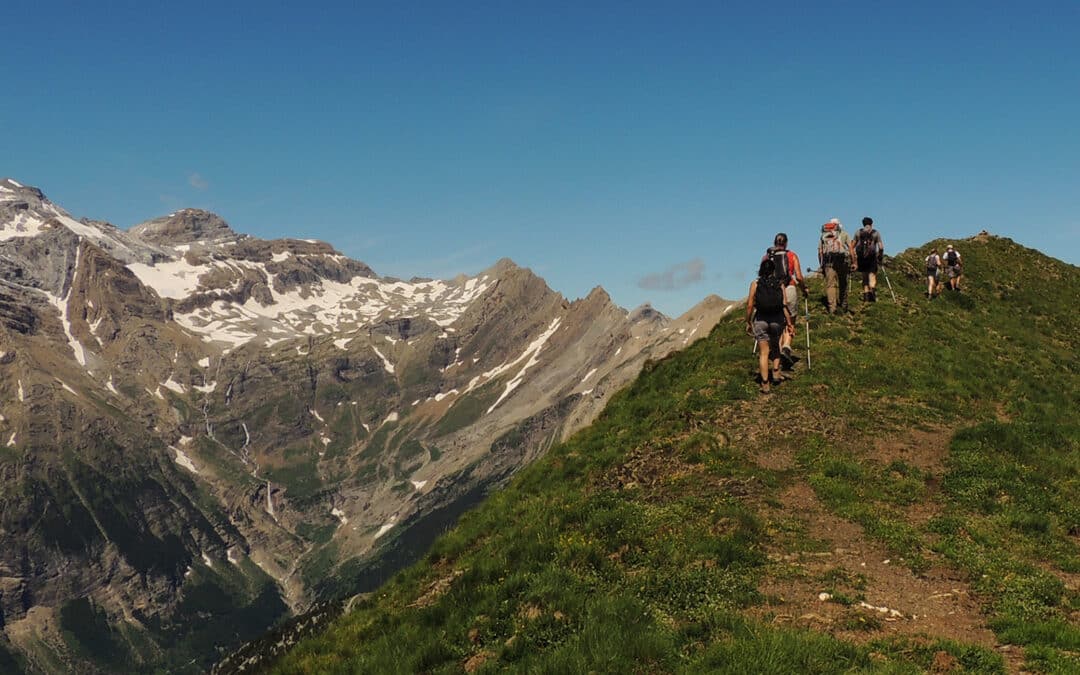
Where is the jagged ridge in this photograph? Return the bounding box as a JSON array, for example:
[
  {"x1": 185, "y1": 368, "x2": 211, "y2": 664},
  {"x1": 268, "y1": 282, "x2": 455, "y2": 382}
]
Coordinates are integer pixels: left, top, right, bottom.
[{"x1": 0, "y1": 179, "x2": 739, "y2": 673}]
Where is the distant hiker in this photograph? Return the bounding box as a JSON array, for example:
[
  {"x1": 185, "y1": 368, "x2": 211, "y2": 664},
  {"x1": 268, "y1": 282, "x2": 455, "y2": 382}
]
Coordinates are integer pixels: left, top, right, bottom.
[
  {"x1": 925, "y1": 248, "x2": 942, "y2": 298},
  {"x1": 944, "y1": 244, "x2": 963, "y2": 291},
  {"x1": 746, "y1": 257, "x2": 794, "y2": 393},
  {"x1": 855, "y1": 217, "x2": 885, "y2": 302},
  {"x1": 817, "y1": 218, "x2": 854, "y2": 314},
  {"x1": 762, "y1": 233, "x2": 809, "y2": 367}
]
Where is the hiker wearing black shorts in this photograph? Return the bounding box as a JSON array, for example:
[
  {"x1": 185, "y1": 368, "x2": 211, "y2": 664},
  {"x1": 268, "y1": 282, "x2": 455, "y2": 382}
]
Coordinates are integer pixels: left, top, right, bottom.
[
  {"x1": 745, "y1": 257, "x2": 794, "y2": 393},
  {"x1": 762, "y1": 233, "x2": 809, "y2": 367},
  {"x1": 944, "y1": 244, "x2": 963, "y2": 291},
  {"x1": 855, "y1": 217, "x2": 884, "y2": 302}
]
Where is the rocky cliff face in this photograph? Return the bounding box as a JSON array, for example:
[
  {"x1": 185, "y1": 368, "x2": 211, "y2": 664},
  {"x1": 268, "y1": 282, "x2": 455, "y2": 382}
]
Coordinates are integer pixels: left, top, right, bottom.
[{"x1": 0, "y1": 177, "x2": 736, "y2": 672}]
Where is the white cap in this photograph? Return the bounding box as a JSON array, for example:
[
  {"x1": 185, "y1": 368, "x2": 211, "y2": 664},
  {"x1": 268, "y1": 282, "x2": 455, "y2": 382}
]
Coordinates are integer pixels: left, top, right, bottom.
[{"x1": 829, "y1": 218, "x2": 840, "y2": 224}]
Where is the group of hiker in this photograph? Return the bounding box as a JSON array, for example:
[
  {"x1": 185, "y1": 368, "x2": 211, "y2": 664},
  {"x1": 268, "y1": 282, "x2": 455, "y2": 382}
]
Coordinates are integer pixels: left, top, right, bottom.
[
  {"x1": 924, "y1": 244, "x2": 964, "y2": 297},
  {"x1": 745, "y1": 217, "x2": 965, "y2": 393}
]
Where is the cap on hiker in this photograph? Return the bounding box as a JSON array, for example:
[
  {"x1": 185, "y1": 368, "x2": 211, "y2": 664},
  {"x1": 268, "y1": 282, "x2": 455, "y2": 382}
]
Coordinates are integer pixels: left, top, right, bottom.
[
  {"x1": 947, "y1": 244, "x2": 954, "y2": 250},
  {"x1": 829, "y1": 218, "x2": 840, "y2": 224}
]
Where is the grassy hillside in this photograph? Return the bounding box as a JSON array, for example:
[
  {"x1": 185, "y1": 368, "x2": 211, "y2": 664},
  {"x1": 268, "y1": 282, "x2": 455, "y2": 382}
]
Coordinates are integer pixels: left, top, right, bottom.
[{"x1": 269, "y1": 235, "x2": 1078, "y2": 674}]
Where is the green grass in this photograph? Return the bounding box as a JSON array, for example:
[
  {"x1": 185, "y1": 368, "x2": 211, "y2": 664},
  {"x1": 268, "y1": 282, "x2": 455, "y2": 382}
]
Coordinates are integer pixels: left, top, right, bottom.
[{"x1": 268, "y1": 236, "x2": 1078, "y2": 673}]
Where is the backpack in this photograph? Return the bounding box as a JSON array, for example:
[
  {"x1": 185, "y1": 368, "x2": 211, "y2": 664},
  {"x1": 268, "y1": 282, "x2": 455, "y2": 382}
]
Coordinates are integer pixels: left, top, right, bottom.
[
  {"x1": 856, "y1": 228, "x2": 877, "y2": 259},
  {"x1": 755, "y1": 275, "x2": 784, "y2": 314},
  {"x1": 946, "y1": 250, "x2": 959, "y2": 266},
  {"x1": 820, "y1": 225, "x2": 846, "y2": 257},
  {"x1": 770, "y1": 248, "x2": 793, "y2": 284}
]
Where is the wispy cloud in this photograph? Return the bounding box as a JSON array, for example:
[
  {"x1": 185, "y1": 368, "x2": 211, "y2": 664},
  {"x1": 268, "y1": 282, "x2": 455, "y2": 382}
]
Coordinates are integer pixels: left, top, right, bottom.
[
  {"x1": 638, "y1": 258, "x2": 706, "y2": 291},
  {"x1": 188, "y1": 172, "x2": 209, "y2": 190}
]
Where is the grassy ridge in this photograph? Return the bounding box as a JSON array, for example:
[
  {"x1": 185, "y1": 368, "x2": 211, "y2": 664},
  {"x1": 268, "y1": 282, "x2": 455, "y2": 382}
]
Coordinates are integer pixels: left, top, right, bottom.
[{"x1": 271, "y1": 235, "x2": 1078, "y2": 674}]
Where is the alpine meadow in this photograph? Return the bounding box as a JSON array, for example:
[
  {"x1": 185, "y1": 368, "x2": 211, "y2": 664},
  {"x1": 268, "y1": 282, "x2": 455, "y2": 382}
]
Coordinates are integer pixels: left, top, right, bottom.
[{"x1": 256, "y1": 234, "x2": 1079, "y2": 674}]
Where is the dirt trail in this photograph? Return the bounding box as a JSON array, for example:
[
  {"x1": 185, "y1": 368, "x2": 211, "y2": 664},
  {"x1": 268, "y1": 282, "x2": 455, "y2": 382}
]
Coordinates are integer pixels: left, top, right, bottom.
[{"x1": 742, "y1": 413, "x2": 1029, "y2": 673}]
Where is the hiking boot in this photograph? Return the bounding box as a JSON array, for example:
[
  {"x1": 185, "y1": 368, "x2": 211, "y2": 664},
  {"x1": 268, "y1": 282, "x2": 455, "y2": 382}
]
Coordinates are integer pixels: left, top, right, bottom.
[
  {"x1": 781, "y1": 345, "x2": 793, "y2": 359},
  {"x1": 868, "y1": 290, "x2": 877, "y2": 302}
]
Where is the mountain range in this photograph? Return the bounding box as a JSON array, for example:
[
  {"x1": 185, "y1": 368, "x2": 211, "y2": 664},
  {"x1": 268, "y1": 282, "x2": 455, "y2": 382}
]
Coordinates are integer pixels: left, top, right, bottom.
[{"x1": 0, "y1": 178, "x2": 734, "y2": 672}]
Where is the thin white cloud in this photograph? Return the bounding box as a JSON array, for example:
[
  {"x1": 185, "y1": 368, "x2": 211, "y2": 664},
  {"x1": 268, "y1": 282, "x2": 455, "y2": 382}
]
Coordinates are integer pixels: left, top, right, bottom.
[
  {"x1": 188, "y1": 172, "x2": 209, "y2": 190},
  {"x1": 638, "y1": 258, "x2": 706, "y2": 291}
]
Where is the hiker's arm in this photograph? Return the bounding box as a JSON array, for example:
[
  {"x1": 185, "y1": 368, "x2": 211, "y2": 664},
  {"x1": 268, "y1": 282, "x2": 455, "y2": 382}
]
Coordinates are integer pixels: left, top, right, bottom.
[
  {"x1": 792, "y1": 253, "x2": 809, "y2": 296},
  {"x1": 745, "y1": 281, "x2": 756, "y2": 329}
]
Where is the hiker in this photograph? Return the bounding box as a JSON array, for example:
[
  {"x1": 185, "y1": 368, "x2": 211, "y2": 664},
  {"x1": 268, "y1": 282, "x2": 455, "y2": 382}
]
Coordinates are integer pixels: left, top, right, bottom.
[
  {"x1": 925, "y1": 248, "x2": 942, "y2": 298},
  {"x1": 762, "y1": 233, "x2": 809, "y2": 367},
  {"x1": 745, "y1": 257, "x2": 794, "y2": 393},
  {"x1": 854, "y1": 217, "x2": 885, "y2": 301},
  {"x1": 944, "y1": 244, "x2": 963, "y2": 291},
  {"x1": 817, "y1": 218, "x2": 854, "y2": 314}
]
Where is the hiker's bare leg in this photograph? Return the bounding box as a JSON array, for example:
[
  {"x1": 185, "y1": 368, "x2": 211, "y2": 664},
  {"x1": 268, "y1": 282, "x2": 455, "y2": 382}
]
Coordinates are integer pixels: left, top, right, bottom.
[{"x1": 758, "y1": 341, "x2": 770, "y2": 389}]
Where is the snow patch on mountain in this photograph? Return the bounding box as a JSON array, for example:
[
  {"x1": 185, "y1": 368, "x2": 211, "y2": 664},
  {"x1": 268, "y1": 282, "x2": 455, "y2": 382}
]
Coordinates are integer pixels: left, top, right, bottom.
[
  {"x1": 126, "y1": 250, "x2": 495, "y2": 349},
  {"x1": 172, "y1": 446, "x2": 199, "y2": 474},
  {"x1": 486, "y1": 317, "x2": 563, "y2": 413},
  {"x1": 373, "y1": 516, "x2": 397, "y2": 540},
  {"x1": 162, "y1": 377, "x2": 186, "y2": 394},
  {"x1": 127, "y1": 259, "x2": 211, "y2": 299},
  {"x1": 371, "y1": 346, "x2": 395, "y2": 374}
]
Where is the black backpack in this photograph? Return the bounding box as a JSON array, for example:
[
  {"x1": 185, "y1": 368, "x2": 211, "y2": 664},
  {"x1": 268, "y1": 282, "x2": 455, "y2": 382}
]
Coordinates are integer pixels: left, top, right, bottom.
[
  {"x1": 946, "y1": 250, "x2": 959, "y2": 266},
  {"x1": 755, "y1": 275, "x2": 784, "y2": 314},
  {"x1": 856, "y1": 229, "x2": 877, "y2": 258},
  {"x1": 770, "y1": 248, "x2": 791, "y2": 283}
]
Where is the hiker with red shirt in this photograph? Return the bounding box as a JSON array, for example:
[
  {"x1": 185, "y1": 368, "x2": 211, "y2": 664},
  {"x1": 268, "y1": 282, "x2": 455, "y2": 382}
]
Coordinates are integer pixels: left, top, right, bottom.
[{"x1": 762, "y1": 233, "x2": 808, "y2": 367}]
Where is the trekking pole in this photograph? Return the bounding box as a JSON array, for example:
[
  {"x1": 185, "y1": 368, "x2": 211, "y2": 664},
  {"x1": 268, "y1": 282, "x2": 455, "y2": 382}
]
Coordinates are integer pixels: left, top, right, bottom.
[
  {"x1": 882, "y1": 264, "x2": 897, "y2": 303},
  {"x1": 804, "y1": 298, "x2": 811, "y2": 369}
]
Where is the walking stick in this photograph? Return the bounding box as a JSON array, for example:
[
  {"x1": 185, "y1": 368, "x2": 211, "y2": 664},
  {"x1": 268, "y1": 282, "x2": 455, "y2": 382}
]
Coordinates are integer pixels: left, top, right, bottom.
[
  {"x1": 882, "y1": 264, "x2": 897, "y2": 303},
  {"x1": 804, "y1": 298, "x2": 811, "y2": 369}
]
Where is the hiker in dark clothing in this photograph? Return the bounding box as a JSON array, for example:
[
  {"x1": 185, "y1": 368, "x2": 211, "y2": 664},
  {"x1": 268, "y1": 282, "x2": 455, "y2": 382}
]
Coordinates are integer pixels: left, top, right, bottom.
[
  {"x1": 762, "y1": 233, "x2": 809, "y2": 368},
  {"x1": 745, "y1": 257, "x2": 794, "y2": 393},
  {"x1": 855, "y1": 217, "x2": 885, "y2": 301}
]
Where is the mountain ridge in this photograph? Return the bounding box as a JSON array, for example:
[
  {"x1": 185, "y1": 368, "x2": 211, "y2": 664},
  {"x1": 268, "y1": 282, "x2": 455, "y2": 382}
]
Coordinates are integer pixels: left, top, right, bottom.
[
  {"x1": 258, "y1": 233, "x2": 1079, "y2": 674},
  {"x1": 0, "y1": 178, "x2": 738, "y2": 673}
]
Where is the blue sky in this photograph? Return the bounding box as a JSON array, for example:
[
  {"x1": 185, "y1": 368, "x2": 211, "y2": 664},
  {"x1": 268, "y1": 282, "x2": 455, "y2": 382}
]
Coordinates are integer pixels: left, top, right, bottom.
[{"x1": 3, "y1": 1, "x2": 1078, "y2": 315}]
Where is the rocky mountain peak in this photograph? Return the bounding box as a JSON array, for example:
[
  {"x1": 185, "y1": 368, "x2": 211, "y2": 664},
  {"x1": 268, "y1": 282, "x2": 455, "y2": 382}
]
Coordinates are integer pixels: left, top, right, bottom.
[
  {"x1": 0, "y1": 177, "x2": 46, "y2": 203},
  {"x1": 130, "y1": 208, "x2": 240, "y2": 246}
]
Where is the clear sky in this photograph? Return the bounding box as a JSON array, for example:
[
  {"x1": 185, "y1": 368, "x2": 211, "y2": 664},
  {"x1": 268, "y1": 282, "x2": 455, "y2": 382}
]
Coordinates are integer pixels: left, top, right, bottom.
[{"x1": 2, "y1": 1, "x2": 1077, "y2": 316}]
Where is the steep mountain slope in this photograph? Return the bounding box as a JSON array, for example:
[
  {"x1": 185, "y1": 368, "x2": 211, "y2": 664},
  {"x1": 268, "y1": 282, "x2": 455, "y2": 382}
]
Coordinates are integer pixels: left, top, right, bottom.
[
  {"x1": 267, "y1": 234, "x2": 1078, "y2": 674},
  {"x1": 0, "y1": 178, "x2": 736, "y2": 673}
]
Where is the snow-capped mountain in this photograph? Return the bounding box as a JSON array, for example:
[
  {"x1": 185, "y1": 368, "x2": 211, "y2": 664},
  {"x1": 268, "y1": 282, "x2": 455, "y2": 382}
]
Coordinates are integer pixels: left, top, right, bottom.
[{"x1": 0, "y1": 177, "x2": 735, "y2": 672}]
